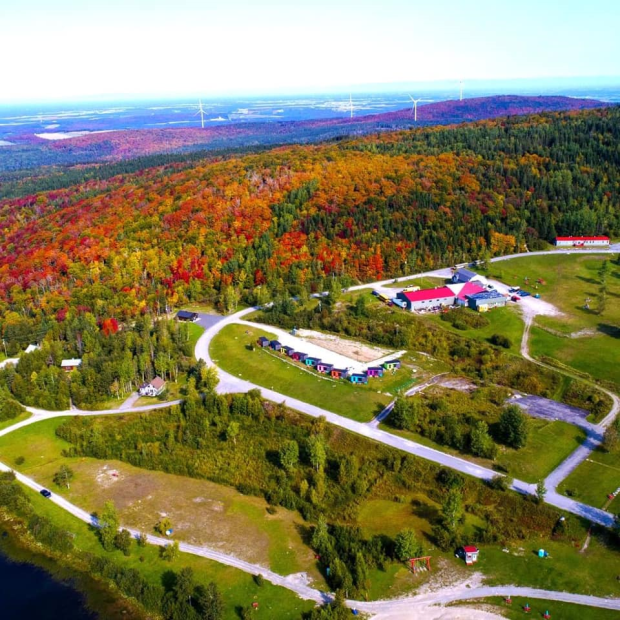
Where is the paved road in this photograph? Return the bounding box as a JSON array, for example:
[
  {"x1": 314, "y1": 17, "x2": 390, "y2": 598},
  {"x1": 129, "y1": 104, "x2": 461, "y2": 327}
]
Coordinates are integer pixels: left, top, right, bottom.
[
  {"x1": 195, "y1": 313, "x2": 225, "y2": 330},
  {"x1": 196, "y1": 307, "x2": 618, "y2": 527},
  {"x1": 520, "y1": 314, "x2": 620, "y2": 512},
  {"x1": 1, "y1": 452, "x2": 619, "y2": 614}
]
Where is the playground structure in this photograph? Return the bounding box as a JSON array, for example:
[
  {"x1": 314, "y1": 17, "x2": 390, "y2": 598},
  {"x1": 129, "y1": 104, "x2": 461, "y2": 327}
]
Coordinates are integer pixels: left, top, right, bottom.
[{"x1": 409, "y1": 556, "x2": 432, "y2": 574}]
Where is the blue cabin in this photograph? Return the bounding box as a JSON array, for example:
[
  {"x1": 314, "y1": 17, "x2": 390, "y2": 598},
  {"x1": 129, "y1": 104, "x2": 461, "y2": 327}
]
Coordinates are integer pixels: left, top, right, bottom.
[
  {"x1": 257, "y1": 336, "x2": 270, "y2": 348},
  {"x1": 366, "y1": 366, "x2": 384, "y2": 378},
  {"x1": 305, "y1": 357, "x2": 320, "y2": 367},
  {"x1": 350, "y1": 373, "x2": 368, "y2": 384},
  {"x1": 270, "y1": 340, "x2": 282, "y2": 351}
]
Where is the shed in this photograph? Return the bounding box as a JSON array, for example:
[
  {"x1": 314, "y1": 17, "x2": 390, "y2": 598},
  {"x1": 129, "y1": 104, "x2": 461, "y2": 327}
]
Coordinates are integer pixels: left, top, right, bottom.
[
  {"x1": 317, "y1": 362, "x2": 334, "y2": 374},
  {"x1": 383, "y1": 359, "x2": 401, "y2": 370},
  {"x1": 457, "y1": 546, "x2": 479, "y2": 565},
  {"x1": 350, "y1": 373, "x2": 368, "y2": 384},
  {"x1": 293, "y1": 352, "x2": 308, "y2": 362},
  {"x1": 270, "y1": 340, "x2": 282, "y2": 351},
  {"x1": 257, "y1": 336, "x2": 270, "y2": 348},
  {"x1": 305, "y1": 357, "x2": 320, "y2": 367},
  {"x1": 282, "y1": 346, "x2": 295, "y2": 356},
  {"x1": 366, "y1": 366, "x2": 384, "y2": 378},
  {"x1": 176, "y1": 310, "x2": 199, "y2": 322},
  {"x1": 331, "y1": 368, "x2": 349, "y2": 379}
]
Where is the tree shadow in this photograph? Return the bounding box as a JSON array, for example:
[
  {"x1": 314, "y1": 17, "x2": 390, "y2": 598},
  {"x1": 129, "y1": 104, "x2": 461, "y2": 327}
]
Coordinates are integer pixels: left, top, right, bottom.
[
  {"x1": 598, "y1": 324, "x2": 620, "y2": 338},
  {"x1": 576, "y1": 275, "x2": 599, "y2": 285},
  {"x1": 411, "y1": 498, "x2": 440, "y2": 522}
]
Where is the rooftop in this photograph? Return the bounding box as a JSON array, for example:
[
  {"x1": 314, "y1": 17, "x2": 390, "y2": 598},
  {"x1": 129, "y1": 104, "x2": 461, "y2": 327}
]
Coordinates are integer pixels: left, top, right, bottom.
[{"x1": 400, "y1": 286, "x2": 455, "y2": 303}]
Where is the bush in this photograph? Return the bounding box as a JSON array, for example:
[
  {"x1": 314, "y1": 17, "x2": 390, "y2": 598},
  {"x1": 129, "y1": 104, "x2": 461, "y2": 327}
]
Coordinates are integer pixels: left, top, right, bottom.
[
  {"x1": 489, "y1": 333, "x2": 512, "y2": 349},
  {"x1": 253, "y1": 573, "x2": 264, "y2": 587}
]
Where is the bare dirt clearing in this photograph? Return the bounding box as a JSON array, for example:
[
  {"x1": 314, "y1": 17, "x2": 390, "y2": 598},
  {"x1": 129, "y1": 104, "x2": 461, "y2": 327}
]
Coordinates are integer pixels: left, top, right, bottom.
[{"x1": 295, "y1": 328, "x2": 393, "y2": 363}]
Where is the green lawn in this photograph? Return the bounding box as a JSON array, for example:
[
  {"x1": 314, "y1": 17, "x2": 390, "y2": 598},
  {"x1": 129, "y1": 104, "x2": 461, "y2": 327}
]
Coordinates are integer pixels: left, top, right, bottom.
[
  {"x1": 211, "y1": 323, "x2": 393, "y2": 422},
  {"x1": 471, "y1": 597, "x2": 620, "y2": 620},
  {"x1": 379, "y1": 418, "x2": 585, "y2": 483},
  {"x1": 498, "y1": 419, "x2": 586, "y2": 483},
  {"x1": 530, "y1": 325, "x2": 620, "y2": 390},
  {"x1": 486, "y1": 254, "x2": 620, "y2": 389},
  {"x1": 383, "y1": 276, "x2": 447, "y2": 289},
  {"x1": 479, "y1": 533, "x2": 620, "y2": 598},
  {"x1": 558, "y1": 447, "x2": 620, "y2": 512},
  {"x1": 0, "y1": 418, "x2": 324, "y2": 584},
  {"x1": 19, "y1": 486, "x2": 312, "y2": 620},
  {"x1": 424, "y1": 306, "x2": 525, "y2": 354}
]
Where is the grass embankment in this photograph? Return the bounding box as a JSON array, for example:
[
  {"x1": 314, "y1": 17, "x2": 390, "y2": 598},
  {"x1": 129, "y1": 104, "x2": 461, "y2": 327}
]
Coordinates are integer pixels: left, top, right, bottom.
[
  {"x1": 0, "y1": 418, "x2": 324, "y2": 584},
  {"x1": 380, "y1": 418, "x2": 586, "y2": 484},
  {"x1": 558, "y1": 447, "x2": 620, "y2": 513},
  {"x1": 211, "y1": 323, "x2": 396, "y2": 422},
  {"x1": 383, "y1": 276, "x2": 447, "y2": 289},
  {"x1": 469, "y1": 597, "x2": 620, "y2": 620},
  {"x1": 10, "y1": 485, "x2": 312, "y2": 620},
  {"x1": 423, "y1": 306, "x2": 524, "y2": 354},
  {"x1": 487, "y1": 254, "x2": 620, "y2": 389},
  {"x1": 0, "y1": 410, "x2": 31, "y2": 432}
]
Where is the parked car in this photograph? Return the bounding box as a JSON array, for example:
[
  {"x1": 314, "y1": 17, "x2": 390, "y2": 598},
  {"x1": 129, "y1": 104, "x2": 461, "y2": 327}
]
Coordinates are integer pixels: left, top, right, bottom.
[
  {"x1": 40, "y1": 489, "x2": 52, "y2": 498},
  {"x1": 511, "y1": 295, "x2": 520, "y2": 302}
]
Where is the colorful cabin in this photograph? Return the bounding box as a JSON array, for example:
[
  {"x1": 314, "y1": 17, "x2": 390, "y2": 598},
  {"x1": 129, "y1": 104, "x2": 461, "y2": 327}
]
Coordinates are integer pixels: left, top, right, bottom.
[
  {"x1": 350, "y1": 373, "x2": 368, "y2": 384},
  {"x1": 366, "y1": 366, "x2": 384, "y2": 378},
  {"x1": 316, "y1": 362, "x2": 334, "y2": 374},
  {"x1": 282, "y1": 345, "x2": 295, "y2": 356},
  {"x1": 257, "y1": 336, "x2": 270, "y2": 348},
  {"x1": 331, "y1": 368, "x2": 349, "y2": 379},
  {"x1": 270, "y1": 340, "x2": 282, "y2": 351},
  {"x1": 293, "y1": 352, "x2": 308, "y2": 362},
  {"x1": 383, "y1": 359, "x2": 401, "y2": 370},
  {"x1": 305, "y1": 357, "x2": 320, "y2": 367}
]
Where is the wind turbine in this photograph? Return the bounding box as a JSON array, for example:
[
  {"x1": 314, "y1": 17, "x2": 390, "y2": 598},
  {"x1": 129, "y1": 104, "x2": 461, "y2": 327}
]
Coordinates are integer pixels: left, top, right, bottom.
[
  {"x1": 459, "y1": 80, "x2": 464, "y2": 101},
  {"x1": 349, "y1": 93, "x2": 354, "y2": 119},
  {"x1": 194, "y1": 99, "x2": 208, "y2": 128},
  {"x1": 409, "y1": 95, "x2": 424, "y2": 122}
]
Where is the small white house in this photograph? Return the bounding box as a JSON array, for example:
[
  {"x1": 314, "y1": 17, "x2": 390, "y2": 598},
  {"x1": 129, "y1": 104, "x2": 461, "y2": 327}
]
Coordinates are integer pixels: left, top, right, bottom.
[
  {"x1": 25, "y1": 344, "x2": 40, "y2": 354},
  {"x1": 139, "y1": 376, "x2": 166, "y2": 397},
  {"x1": 61, "y1": 358, "x2": 82, "y2": 372}
]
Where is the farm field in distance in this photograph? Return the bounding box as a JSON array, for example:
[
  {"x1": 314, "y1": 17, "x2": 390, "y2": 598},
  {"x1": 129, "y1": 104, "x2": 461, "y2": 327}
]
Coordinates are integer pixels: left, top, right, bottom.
[{"x1": 487, "y1": 253, "x2": 620, "y2": 388}]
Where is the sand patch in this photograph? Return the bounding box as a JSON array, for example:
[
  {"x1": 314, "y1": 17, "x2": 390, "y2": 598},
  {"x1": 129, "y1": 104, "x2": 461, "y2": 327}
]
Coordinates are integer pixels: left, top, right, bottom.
[{"x1": 294, "y1": 329, "x2": 392, "y2": 363}]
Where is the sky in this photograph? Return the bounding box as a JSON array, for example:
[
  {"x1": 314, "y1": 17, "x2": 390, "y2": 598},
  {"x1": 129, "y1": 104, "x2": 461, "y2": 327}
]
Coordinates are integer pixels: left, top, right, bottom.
[{"x1": 1, "y1": 0, "x2": 619, "y2": 102}]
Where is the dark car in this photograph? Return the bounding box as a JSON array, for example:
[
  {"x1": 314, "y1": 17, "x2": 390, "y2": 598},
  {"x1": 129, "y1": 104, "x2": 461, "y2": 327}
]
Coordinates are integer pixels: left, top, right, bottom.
[
  {"x1": 40, "y1": 489, "x2": 52, "y2": 498},
  {"x1": 511, "y1": 295, "x2": 520, "y2": 302}
]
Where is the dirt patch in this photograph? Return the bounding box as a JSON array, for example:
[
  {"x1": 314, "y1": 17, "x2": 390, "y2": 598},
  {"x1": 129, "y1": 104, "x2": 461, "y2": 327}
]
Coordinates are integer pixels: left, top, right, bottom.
[
  {"x1": 295, "y1": 329, "x2": 392, "y2": 363},
  {"x1": 436, "y1": 377, "x2": 478, "y2": 393},
  {"x1": 95, "y1": 465, "x2": 122, "y2": 488}
]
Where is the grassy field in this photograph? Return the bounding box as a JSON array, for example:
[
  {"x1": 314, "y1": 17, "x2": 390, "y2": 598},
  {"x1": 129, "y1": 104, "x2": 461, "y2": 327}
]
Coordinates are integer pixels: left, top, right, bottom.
[
  {"x1": 211, "y1": 323, "x2": 397, "y2": 422},
  {"x1": 558, "y1": 447, "x2": 620, "y2": 513},
  {"x1": 0, "y1": 417, "x2": 324, "y2": 584},
  {"x1": 379, "y1": 418, "x2": 585, "y2": 484},
  {"x1": 383, "y1": 276, "x2": 447, "y2": 289},
  {"x1": 486, "y1": 253, "x2": 620, "y2": 388},
  {"x1": 471, "y1": 597, "x2": 620, "y2": 620},
  {"x1": 479, "y1": 531, "x2": 620, "y2": 599},
  {"x1": 423, "y1": 306, "x2": 525, "y2": 354},
  {"x1": 18, "y1": 485, "x2": 313, "y2": 620},
  {"x1": 186, "y1": 321, "x2": 206, "y2": 352}
]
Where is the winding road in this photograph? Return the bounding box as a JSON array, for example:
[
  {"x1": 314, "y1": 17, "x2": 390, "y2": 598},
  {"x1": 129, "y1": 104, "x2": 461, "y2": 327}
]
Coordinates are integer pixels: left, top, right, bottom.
[{"x1": 1, "y1": 246, "x2": 619, "y2": 616}]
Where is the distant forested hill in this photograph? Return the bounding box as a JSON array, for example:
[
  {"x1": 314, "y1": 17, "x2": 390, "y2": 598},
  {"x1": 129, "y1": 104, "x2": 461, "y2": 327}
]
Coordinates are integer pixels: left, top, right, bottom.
[
  {"x1": 0, "y1": 107, "x2": 618, "y2": 324},
  {"x1": 0, "y1": 95, "x2": 607, "y2": 175}
]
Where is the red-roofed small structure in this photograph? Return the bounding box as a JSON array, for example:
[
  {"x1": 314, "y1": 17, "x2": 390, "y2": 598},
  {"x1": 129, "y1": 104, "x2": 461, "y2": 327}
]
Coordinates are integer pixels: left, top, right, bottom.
[
  {"x1": 457, "y1": 545, "x2": 479, "y2": 565},
  {"x1": 555, "y1": 236, "x2": 609, "y2": 247}
]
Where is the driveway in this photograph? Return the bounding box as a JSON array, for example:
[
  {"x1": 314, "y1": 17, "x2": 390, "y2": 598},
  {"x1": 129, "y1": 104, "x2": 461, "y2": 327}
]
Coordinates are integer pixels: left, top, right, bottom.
[{"x1": 196, "y1": 313, "x2": 225, "y2": 330}]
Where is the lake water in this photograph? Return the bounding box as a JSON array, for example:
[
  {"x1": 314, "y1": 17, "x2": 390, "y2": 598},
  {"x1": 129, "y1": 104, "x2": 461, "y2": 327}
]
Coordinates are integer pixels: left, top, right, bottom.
[{"x1": 0, "y1": 545, "x2": 96, "y2": 620}]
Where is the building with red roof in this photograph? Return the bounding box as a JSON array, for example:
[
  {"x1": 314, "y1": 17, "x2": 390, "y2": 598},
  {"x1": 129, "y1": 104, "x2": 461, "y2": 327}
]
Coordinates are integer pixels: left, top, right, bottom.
[
  {"x1": 397, "y1": 286, "x2": 456, "y2": 311},
  {"x1": 555, "y1": 236, "x2": 609, "y2": 247}
]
